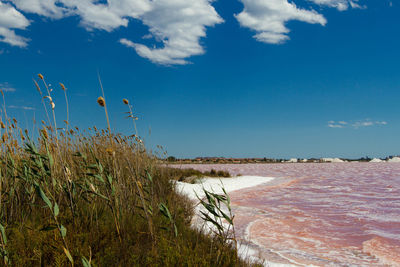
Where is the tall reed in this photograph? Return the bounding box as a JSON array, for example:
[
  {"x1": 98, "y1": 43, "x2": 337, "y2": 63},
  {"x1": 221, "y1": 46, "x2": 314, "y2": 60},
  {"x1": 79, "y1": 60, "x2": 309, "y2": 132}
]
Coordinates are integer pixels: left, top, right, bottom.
[{"x1": 0, "y1": 75, "x2": 258, "y2": 267}]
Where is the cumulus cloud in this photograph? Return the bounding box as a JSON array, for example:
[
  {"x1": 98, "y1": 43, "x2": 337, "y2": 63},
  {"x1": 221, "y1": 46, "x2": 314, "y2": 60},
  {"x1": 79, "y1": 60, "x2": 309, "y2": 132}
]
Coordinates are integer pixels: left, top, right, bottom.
[
  {"x1": 235, "y1": 0, "x2": 327, "y2": 44},
  {"x1": 328, "y1": 120, "x2": 388, "y2": 129},
  {"x1": 0, "y1": 0, "x2": 365, "y2": 64},
  {"x1": 10, "y1": 0, "x2": 66, "y2": 18},
  {"x1": 1, "y1": 0, "x2": 222, "y2": 65},
  {"x1": 310, "y1": 0, "x2": 363, "y2": 11},
  {"x1": 119, "y1": 0, "x2": 223, "y2": 65},
  {"x1": 0, "y1": 1, "x2": 30, "y2": 47}
]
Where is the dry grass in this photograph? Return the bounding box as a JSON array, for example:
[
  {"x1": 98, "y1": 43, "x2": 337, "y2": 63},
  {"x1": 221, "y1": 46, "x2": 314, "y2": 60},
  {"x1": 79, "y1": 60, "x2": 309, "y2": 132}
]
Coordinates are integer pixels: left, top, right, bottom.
[{"x1": 0, "y1": 74, "x2": 260, "y2": 266}]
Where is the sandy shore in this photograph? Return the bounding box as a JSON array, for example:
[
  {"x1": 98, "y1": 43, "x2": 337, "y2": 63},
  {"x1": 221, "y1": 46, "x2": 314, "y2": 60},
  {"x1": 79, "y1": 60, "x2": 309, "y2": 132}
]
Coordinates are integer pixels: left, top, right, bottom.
[{"x1": 175, "y1": 175, "x2": 297, "y2": 267}]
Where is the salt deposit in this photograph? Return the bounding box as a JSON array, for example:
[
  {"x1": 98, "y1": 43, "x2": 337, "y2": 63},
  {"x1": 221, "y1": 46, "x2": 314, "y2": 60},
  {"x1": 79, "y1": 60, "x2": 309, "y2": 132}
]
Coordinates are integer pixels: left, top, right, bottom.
[
  {"x1": 175, "y1": 176, "x2": 275, "y2": 200},
  {"x1": 174, "y1": 176, "x2": 288, "y2": 266},
  {"x1": 370, "y1": 158, "x2": 383, "y2": 162},
  {"x1": 321, "y1": 157, "x2": 344, "y2": 163},
  {"x1": 388, "y1": 157, "x2": 400, "y2": 162}
]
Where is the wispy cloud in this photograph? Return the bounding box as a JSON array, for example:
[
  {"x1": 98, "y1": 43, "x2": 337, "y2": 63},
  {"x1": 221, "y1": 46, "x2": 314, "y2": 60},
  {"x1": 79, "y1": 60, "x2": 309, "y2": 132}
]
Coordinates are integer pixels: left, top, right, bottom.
[
  {"x1": 0, "y1": 82, "x2": 16, "y2": 92},
  {"x1": 328, "y1": 120, "x2": 388, "y2": 129},
  {"x1": 8, "y1": 105, "x2": 35, "y2": 110},
  {"x1": 328, "y1": 123, "x2": 344, "y2": 128},
  {"x1": 310, "y1": 0, "x2": 364, "y2": 11}
]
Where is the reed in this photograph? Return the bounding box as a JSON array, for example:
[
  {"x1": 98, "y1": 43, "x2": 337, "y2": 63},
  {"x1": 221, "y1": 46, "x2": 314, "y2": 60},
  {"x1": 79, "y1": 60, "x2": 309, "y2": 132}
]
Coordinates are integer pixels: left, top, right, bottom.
[{"x1": 0, "y1": 75, "x2": 260, "y2": 267}]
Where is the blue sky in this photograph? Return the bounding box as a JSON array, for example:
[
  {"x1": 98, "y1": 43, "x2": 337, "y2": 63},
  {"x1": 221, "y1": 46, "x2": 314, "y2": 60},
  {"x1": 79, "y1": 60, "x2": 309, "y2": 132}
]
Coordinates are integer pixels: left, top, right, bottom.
[{"x1": 0, "y1": 0, "x2": 398, "y2": 159}]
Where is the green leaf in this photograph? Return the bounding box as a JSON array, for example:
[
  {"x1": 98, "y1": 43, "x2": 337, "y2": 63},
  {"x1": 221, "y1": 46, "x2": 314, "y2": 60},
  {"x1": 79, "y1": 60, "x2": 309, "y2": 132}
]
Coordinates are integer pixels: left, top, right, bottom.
[
  {"x1": 63, "y1": 247, "x2": 73, "y2": 264},
  {"x1": 54, "y1": 202, "x2": 59, "y2": 217},
  {"x1": 97, "y1": 162, "x2": 103, "y2": 173},
  {"x1": 94, "y1": 174, "x2": 104, "y2": 183},
  {"x1": 159, "y1": 203, "x2": 172, "y2": 220},
  {"x1": 200, "y1": 211, "x2": 223, "y2": 232},
  {"x1": 146, "y1": 172, "x2": 153, "y2": 182},
  {"x1": 35, "y1": 185, "x2": 52, "y2": 210},
  {"x1": 107, "y1": 174, "x2": 113, "y2": 185},
  {"x1": 220, "y1": 210, "x2": 233, "y2": 225},
  {"x1": 0, "y1": 223, "x2": 7, "y2": 244},
  {"x1": 39, "y1": 224, "x2": 58, "y2": 231},
  {"x1": 82, "y1": 257, "x2": 91, "y2": 267},
  {"x1": 60, "y1": 225, "x2": 67, "y2": 237}
]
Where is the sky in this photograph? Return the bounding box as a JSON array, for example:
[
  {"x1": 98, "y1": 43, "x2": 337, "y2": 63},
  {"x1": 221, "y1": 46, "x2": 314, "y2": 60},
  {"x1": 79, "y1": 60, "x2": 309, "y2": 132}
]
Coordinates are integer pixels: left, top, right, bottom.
[{"x1": 0, "y1": 0, "x2": 399, "y2": 159}]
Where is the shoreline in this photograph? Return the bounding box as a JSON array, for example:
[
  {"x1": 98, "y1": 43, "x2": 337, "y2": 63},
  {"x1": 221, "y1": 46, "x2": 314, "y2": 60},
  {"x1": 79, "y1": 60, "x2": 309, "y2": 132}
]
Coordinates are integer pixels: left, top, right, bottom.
[{"x1": 175, "y1": 175, "x2": 296, "y2": 267}]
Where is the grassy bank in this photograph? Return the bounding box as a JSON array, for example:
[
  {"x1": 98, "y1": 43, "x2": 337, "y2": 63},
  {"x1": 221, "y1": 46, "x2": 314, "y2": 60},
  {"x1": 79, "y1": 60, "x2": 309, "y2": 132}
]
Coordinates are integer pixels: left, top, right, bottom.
[{"x1": 0, "y1": 75, "x2": 258, "y2": 266}]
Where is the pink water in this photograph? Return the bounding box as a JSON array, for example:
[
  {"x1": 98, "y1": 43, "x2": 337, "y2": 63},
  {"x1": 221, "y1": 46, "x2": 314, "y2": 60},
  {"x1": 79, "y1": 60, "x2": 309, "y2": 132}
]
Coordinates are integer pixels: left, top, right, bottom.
[{"x1": 178, "y1": 163, "x2": 400, "y2": 266}]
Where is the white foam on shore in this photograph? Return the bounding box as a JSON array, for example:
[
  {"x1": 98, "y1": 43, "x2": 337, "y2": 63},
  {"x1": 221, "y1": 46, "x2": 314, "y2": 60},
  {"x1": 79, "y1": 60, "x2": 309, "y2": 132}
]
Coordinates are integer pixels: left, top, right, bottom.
[{"x1": 175, "y1": 176, "x2": 296, "y2": 267}]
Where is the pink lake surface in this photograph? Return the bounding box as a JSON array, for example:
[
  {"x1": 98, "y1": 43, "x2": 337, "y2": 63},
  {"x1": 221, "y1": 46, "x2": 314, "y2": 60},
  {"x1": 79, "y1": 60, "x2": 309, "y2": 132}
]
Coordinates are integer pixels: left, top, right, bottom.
[{"x1": 178, "y1": 163, "x2": 400, "y2": 266}]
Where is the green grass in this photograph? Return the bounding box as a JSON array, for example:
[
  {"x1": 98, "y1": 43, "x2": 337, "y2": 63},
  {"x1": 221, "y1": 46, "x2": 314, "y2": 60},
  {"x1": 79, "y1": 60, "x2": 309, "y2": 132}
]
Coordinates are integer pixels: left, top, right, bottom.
[{"x1": 0, "y1": 75, "x2": 260, "y2": 266}]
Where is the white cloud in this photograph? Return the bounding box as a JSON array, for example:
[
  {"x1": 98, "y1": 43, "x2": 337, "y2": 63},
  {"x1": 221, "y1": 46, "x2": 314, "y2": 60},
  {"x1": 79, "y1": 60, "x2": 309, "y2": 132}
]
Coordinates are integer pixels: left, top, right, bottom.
[
  {"x1": 119, "y1": 0, "x2": 223, "y2": 65},
  {"x1": 310, "y1": 0, "x2": 363, "y2": 11},
  {"x1": 1, "y1": 0, "x2": 222, "y2": 65},
  {"x1": 328, "y1": 123, "x2": 344, "y2": 128},
  {"x1": 352, "y1": 121, "x2": 373, "y2": 128},
  {"x1": 10, "y1": 0, "x2": 66, "y2": 18},
  {"x1": 8, "y1": 105, "x2": 35, "y2": 110},
  {"x1": 235, "y1": 0, "x2": 326, "y2": 44},
  {"x1": 0, "y1": 82, "x2": 16, "y2": 92},
  {"x1": 58, "y1": 0, "x2": 129, "y2": 32},
  {"x1": 328, "y1": 120, "x2": 388, "y2": 129},
  {"x1": 0, "y1": 1, "x2": 30, "y2": 47},
  {"x1": 0, "y1": 0, "x2": 365, "y2": 65}
]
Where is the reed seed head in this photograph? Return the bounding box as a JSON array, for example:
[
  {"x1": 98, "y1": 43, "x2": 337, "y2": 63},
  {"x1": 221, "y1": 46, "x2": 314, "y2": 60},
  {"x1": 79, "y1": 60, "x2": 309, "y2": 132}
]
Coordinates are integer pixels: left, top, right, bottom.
[
  {"x1": 106, "y1": 147, "x2": 114, "y2": 156},
  {"x1": 0, "y1": 121, "x2": 5, "y2": 129},
  {"x1": 123, "y1": 99, "x2": 129, "y2": 105},
  {"x1": 38, "y1": 74, "x2": 44, "y2": 80},
  {"x1": 97, "y1": 96, "x2": 105, "y2": 107},
  {"x1": 60, "y1": 83, "x2": 66, "y2": 91},
  {"x1": 41, "y1": 128, "x2": 48, "y2": 139}
]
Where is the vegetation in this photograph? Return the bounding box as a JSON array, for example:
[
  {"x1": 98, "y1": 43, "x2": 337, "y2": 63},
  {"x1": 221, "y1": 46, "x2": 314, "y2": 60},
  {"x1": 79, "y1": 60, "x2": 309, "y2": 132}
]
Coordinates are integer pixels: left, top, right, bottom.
[
  {"x1": 166, "y1": 167, "x2": 230, "y2": 183},
  {"x1": 0, "y1": 75, "x2": 258, "y2": 266}
]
